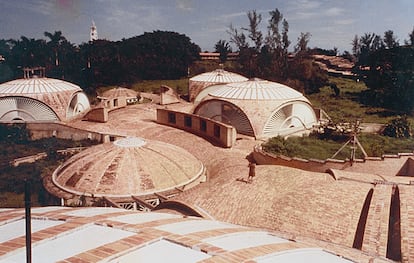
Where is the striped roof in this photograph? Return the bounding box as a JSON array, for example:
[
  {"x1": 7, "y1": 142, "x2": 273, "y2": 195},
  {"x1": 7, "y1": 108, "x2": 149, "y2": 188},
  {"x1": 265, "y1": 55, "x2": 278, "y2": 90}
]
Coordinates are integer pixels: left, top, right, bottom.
[
  {"x1": 0, "y1": 77, "x2": 81, "y2": 94},
  {"x1": 52, "y1": 137, "x2": 205, "y2": 198},
  {"x1": 208, "y1": 79, "x2": 305, "y2": 100},
  {"x1": 0, "y1": 207, "x2": 354, "y2": 262},
  {"x1": 189, "y1": 69, "x2": 248, "y2": 83}
]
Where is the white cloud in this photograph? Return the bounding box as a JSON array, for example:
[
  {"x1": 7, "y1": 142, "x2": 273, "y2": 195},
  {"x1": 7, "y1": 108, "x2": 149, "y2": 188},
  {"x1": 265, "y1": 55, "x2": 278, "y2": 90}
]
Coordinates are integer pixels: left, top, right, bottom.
[
  {"x1": 325, "y1": 7, "x2": 344, "y2": 17},
  {"x1": 176, "y1": 0, "x2": 193, "y2": 11},
  {"x1": 335, "y1": 18, "x2": 356, "y2": 26}
]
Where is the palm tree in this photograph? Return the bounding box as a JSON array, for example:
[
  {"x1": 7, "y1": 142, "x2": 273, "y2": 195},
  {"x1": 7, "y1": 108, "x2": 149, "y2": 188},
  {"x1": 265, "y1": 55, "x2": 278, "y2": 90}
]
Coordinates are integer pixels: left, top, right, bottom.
[
  {"x1": 214, "y1": 40, "x2": 232, "y2": 63},
  {"x1": 44, "y1": 31, "x2": 66, "y2": 66}
]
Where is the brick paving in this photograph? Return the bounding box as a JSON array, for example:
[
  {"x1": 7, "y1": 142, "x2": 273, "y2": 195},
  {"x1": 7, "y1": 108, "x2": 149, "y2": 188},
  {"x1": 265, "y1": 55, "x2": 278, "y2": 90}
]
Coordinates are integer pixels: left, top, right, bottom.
[{"x1": 64, "y1": 102, "x2": 413, "y2": 262}]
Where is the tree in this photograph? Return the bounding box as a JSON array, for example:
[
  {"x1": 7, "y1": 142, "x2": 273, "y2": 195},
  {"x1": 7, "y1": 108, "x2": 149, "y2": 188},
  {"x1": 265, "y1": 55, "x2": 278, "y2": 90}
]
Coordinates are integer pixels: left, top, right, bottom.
[
  {"x1": 404, "y1": 27, "x2": 414, "y2": 46},
  {"x1": 214, "y1": 40, "x2": 232, "y2": 63},
  {"x1": 244, "y1": 10, "x2": 263, "y2": 51},
  {"x1": 227, "y1": 24, "x2": 248, "y2": 50},
  {"x1": 362, "y1": 46, "x2": 414, "y2": 112},
  {"x1": 44, "y1": 31, "x2": 66, "y2": 66},
  {"x1": 265, "y1": 8, "x2": 282, "y2": 50},
  {"x1": 352, "y1": 35, "x2": 360, "y2": 56},
  {"x1": 294, "y1": 32, "x2": 311, "y2": 55},
  {"x1": 383, "y1": 30, "x2": 399, "y2": 49}
]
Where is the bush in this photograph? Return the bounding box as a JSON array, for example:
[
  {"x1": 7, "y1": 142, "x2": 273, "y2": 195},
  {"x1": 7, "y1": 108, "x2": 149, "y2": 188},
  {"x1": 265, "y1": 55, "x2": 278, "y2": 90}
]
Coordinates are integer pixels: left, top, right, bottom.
[
  {"x1": 262, "y1": 136, "x2": 301, "y2": 156},
  {"x1": 382, "y1": 116, "x2": 412, "y2": 138}
]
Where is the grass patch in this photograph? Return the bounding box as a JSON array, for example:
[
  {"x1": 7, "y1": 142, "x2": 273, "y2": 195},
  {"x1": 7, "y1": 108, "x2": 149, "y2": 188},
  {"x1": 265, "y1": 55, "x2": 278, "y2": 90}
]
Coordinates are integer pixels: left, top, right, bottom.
[
  {"x1": 262, "y1": 134, "x2": 414, "y2": 160},
  {"x1": 308, "y1": 77, "x2": 409, "y2": 124}
]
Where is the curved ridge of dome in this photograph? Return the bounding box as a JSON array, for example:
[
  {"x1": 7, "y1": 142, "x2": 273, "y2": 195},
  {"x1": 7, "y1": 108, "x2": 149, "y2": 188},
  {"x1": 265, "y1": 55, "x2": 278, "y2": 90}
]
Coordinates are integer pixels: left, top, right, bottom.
[
  {"x1": 0, "y1": 77, "x2": 81, "y2": 94},
  {"x1": 208, "y1": 79, "x2": 304, "y2": 100},
  {"x1": 190, "y1": 69, "x2": 248, "y2": 83}
]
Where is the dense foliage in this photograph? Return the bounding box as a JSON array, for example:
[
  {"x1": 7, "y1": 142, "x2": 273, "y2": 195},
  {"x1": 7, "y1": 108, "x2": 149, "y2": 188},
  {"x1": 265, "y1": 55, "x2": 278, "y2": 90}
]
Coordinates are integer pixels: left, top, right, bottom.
[
  {"x1": 352, "y1": 30, "x2": 414, "y2": 113},
  {"x1": 0, "y1": 30, "x2": 200, "y2": 94},
  {"x1": 382, "y1": 116, "x2": 412, "y2": 138},
  {"x1": 359, "y1": 46, "x2": 414, "y2": 112}
]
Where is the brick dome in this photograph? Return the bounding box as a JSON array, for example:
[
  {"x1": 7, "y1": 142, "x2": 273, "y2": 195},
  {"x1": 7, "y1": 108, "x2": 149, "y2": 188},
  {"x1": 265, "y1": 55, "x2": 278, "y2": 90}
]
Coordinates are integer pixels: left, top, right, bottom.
[{"x1": 52, "y1": 137, "x2": 205, "y2": 198}]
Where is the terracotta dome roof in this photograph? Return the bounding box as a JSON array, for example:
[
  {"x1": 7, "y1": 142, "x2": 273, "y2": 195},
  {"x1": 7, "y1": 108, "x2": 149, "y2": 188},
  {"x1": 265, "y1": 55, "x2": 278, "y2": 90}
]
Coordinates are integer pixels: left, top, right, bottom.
[
  {"x1": 52, "y1": 137, "x2": 204, "y2": 198},
  {"x1": 101, "y1": 87, "x2": 138, "y2": 99},
  {"x1": 208, "y1": 78, "x2": 305, "y2": 100}
]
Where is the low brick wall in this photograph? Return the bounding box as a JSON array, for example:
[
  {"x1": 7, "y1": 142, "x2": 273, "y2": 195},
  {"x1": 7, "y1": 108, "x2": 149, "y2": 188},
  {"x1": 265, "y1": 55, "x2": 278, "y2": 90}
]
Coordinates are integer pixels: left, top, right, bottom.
[
  {"x1": 156, "y1": 108, "x2": 237, "y2": 148},
  {"x1": 252, "y1": 145, "x2": 348, "y2": 172},
  {"x1": 26, "y1": 122, "x2": 124, "y2": 143},
  {"x1": 252, "y1": 144, "x2": 414, "y2": 177}
]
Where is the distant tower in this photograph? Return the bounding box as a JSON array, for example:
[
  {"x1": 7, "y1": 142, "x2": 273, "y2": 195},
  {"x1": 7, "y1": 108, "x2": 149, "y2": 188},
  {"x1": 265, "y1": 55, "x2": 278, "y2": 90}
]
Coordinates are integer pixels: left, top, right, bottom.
[{"x1": 90, "y1": 21, "x2": 98, "y2": 42}]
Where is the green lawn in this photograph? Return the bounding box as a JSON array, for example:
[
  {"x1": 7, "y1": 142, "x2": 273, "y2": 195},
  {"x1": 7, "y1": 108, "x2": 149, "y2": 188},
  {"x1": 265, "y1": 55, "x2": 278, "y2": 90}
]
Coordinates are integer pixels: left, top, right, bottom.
[
  {"x1": 307, "y1": 77, "x2": 411, "y2": 124},
  {"x1": 263, "y1": 134, "x2": 414, "y2": 160}
]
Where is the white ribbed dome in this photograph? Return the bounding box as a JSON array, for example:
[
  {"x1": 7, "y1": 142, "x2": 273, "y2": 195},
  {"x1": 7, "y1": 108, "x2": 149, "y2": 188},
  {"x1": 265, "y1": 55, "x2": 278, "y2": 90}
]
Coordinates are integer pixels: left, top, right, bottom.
[
  {"x1": 190, "y1": 69, "x2": 248, "y2": 83},
  {"x1": 0, "y1": 77, "x2": 90, "y2": 121},
  {"x1": 209, "y1": 79, "x2": 304, "y2": 100},
  {"x1": 0, "y1": 77, "x2": 82, "y2": 94},
  {"x1": 189, "y1": 69, "x2": 248, "y2": 102}
]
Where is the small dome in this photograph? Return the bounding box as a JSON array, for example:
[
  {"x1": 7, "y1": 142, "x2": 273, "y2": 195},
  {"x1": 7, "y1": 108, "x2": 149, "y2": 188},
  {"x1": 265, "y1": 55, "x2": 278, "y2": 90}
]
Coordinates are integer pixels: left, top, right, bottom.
[
  {"x1": 209, "y1": 79, "x2": 304, "y2": 100},
  {"x1": 190, "y1": 69, "x2": 248, "y2": 83},
  {"x1": 189, "y1": 69, "x2": 248, "y2": 102},
  {"x1": 101, "y1": 87, "x2": 138, "y2": 99},
  {"x1": 52, "y1": 137, "x2": 204, "y2": 198}
]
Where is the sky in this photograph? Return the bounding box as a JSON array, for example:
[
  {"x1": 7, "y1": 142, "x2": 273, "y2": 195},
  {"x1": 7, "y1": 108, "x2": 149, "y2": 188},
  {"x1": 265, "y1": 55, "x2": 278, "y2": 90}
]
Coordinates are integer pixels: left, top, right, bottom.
[{"x1": 0, "y1": 0, "x2": 413, "y2": 53}]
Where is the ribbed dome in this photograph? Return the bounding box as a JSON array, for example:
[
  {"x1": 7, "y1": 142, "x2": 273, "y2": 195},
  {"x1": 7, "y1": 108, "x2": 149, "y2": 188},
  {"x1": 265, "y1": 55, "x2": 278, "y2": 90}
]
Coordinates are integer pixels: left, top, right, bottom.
[
  {"x1": 0, "y1": 77, "x2": 90, "y2": 121},
  {"x1": 190, "y1": 69, "x2": 248, "y2": 83},
  {"x1": 52, "y1": 137, "x2": 204, "y2": 198},
  {"x1": 0, "y1": 77, "x2": 82, "y2": 94},
  {"x1": 208, "y1": 79, "x2": 304, "y2": 100},
  {"x1": 101, "y1": 87, "x2": 138, "y2": 99}
]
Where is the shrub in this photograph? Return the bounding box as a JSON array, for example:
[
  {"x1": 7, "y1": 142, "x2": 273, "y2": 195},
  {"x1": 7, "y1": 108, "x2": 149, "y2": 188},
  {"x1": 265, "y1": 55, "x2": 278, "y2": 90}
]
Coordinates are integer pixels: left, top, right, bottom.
[
  {"x1": 382, "y1": 116, "x2": 412, "y2": 138},
  {"x1": 262, "y1": 136, "x2": 301, "y2": 156}
]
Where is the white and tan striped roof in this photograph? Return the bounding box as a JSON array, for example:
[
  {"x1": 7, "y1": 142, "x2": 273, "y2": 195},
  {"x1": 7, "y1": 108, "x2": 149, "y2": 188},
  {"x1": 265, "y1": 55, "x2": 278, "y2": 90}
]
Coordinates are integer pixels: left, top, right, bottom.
[
  {"x1": 0, "y1": 77, "x2": 82, "y2": 94},
  {"x1": 189, "y1": 69, "x2": 248, "y2": 83},
  {"x1": 0, "y1": 206, "x2": 356, "y2": 262},
  {"x1": 208, "y1": 78, "x2": 305, "y2": 100}
]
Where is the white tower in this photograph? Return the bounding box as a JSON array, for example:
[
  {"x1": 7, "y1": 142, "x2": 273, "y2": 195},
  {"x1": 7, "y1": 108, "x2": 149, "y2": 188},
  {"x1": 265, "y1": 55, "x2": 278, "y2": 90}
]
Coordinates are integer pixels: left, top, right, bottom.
[{"x1": 90, "y1": 20, "x2": 98, "y2": 42}]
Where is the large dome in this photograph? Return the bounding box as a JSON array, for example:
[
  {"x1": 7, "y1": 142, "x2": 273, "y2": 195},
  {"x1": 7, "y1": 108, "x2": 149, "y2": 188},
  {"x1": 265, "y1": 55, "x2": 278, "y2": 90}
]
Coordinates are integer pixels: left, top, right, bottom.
[
  {"x1": 189, "y1": 69, "x2": 248, "y2": 102},
  {"x1": 209, "y1": 79, "x2": 305, "y2": 100},
  {"x1": 194, "y1": 78, "x2": 317, "y2": 138},
  {"x1": 52, "y1": 137, "x2": 205, "y2": 198},
  {"x1": 0, "y1": 77, "x2": 90, "y2": 122}
]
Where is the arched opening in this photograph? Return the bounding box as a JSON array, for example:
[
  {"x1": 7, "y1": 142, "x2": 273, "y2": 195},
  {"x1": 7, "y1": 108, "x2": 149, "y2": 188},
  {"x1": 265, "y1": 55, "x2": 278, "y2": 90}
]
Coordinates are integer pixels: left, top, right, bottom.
[
  {"x1": 194, "y1": 99, "x2": 254, "y2": 136},
  {"x1": 263, "y1": 101, "x2": 317, "y2": 137},
  {"x1": 67, "y1": 92, "x2": 90, "y2": 119},
  {"x1": 0, "y1": 96, "x2": 59, "y2": 121}
]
